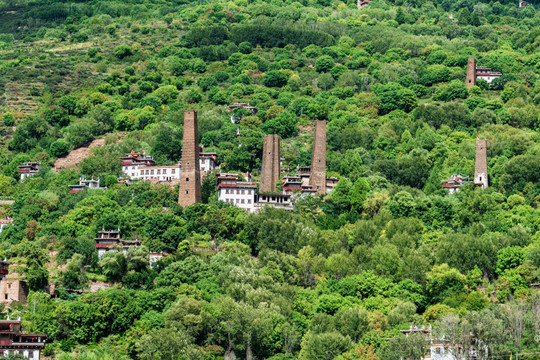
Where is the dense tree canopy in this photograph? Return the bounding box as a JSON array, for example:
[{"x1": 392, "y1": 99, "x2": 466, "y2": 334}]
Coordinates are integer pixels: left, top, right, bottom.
[{"x1": 0, "y1": 0, "x2": 538, "y2": 358}]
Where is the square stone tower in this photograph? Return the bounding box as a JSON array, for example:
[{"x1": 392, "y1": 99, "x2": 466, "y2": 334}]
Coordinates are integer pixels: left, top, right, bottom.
[
  {"x1": 260, "y1": 135, "x2": 280, "y2": 192},
  {"x1": 474, "y1": 138, "x2": 488, "y2": 189},
  {"x1": 466, "y1": 57, "x2": 476, "y2": 89},
  {"x1": 178, "y1": 110, "x2": 201, "y2": 206},
  {"x1": 310, "y1": 120, "x2": 327, "y2": 194}
]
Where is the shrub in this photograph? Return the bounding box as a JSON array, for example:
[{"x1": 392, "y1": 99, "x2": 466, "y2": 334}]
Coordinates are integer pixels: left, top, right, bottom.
[
  {"x1": 3, "y1": 113, "x2": 15, "y2": 126},
  {"x1": 49, "y1": 139, "x2": 70, "y2": 158},
  {"x1": 113, "y1": 45, "x2": 134, "y2": 59}
]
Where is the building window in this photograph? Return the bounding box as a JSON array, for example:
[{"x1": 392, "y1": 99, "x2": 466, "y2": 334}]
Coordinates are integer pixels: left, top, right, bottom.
[
  {"x1": 163, "y1": 169, "x2": 167, "y2": 174},
  {"x1": 4, "y1": 294, "x2": 7, "y2": 300},
  {"x1": 248, "y1": 199, "x2": 251, "y2": 204},
  {"x1": 186, "y1": 178, "x2": 189, "y2": 182},
  {"x1": 172, "y1": 169, "x2": 175, "y2": 174},
  {"x1": 185, "y1": 190, "x2": 189, "y2": 194},
  {"x1": 241, "y1": 199, "x2": 245, "y2": 204},
  {"x1": 151, "y1": 170, "x2": 154, "y2": 175},
  {"x1": 157, "y1": 169, "x2": 161, "y2": 175}
]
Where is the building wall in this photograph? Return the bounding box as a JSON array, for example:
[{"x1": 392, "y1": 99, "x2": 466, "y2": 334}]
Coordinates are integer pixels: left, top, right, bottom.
[
  {"x1": 260, "y1": 135, "x2": 280, "y2": 192},
  {"x1": 137, "y1": 166, "x2": 181, "y2": 182},
  {"x1": 466, "y1": 57, "x2": 476, "y2": 88},
  {"x1": 178, "y1": 111, "x2": 202, "y2": 206},
  {"x1": 310, "y1": 120, "x2": 327, "y2": 194},
  {"x1": 218, "y1": 187, "x2": 256, "y2": 212},
  {"x1": 272, "y1": 136, "x2": 280, "y2": 192},
  {"x1": 476, "y1": 75, "x2": 500, "y2": 84},
  {"x1": 0, "y1": 280, "x2": 29, "y2": 305},
  {"x1": 200, "y1": 157, "x2": 216, "y2": 173},
  {"x1": 474, "y1": 139, "x2": 488, "y2": 189},
  {"x1": 2, "y1": 349, "x2": 41, "y2": 360}
]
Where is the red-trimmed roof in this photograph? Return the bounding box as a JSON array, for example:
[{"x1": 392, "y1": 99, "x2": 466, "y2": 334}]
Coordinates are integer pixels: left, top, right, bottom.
[
  {"x1": 95, "y1": 243, "x2": 118, "y2": 248},
  {"x1": 442, "y1": 184, "x2": 461, "y2": 188}
]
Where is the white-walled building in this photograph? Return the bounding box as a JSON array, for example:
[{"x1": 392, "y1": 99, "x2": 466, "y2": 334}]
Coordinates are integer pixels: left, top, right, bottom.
[
  {"x1": 149, "y1": 252, "x2": 164, "y2": 268},
  {"x1": 475, "y1": 66, "x2": 502, "y2": 84},
  {"x1": 200, "y1": 152, "x2": 218, "y2": 174},
  {"x1": 217, "y1": 173, "x2": 257, "y2": 212},
  {"x1": 121, "y1": 151, "x2": 217, "y2": 183},
  {"x1": 255, "y1": 193, "x2": 294, "y2": 211},
  {"x1": 0, "y1": 319, "x2": 46, "y2": 360},
  {"x1": 0, "y1": 218, "x2": 13, "y2": 234},
  {"x1": 137, "y1": 163, "x2": 182, "y2": 182},
  {"x1": 69, "y1": 177, "x2": 105, "y2": 193},
  {"x1": 121, "y1": 152, "x2": 155, "y2": 178},
  {"x1": 17, "y1": 162, "x2": 40, "y2": 181},
  {"x1": 94, "y1": 228, "x2": 141, "y2": 260}
]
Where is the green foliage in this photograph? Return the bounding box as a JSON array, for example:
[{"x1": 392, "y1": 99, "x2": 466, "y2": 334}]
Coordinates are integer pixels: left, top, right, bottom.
[
  {"x1": 0, "y1": 0, "x2": 539, "y2": 357},
  {"x1": 113, "y1": 45, "x2": 133, "y2": 59},
  {"x1": 3, "y1": 112, "x2": 15, "y2": 126},
  {"x1": 50, "y1": 139, "x2": 70, "y2": 158}
]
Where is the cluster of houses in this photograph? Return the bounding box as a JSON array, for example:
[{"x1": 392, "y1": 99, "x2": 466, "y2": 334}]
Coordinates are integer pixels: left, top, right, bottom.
[
  {"x1": 216, "y1": 172, "x2": 338, "y2": 212},
  {"x1": 441, "y1": 138, "x2": 489, "y2": 193},
  {"x1": 119, "y1": 149, "x2": 218, "y2": 184}
]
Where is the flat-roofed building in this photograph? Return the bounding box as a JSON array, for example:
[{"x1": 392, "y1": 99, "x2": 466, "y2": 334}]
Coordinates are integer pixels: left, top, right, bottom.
[
  {"x1": 68, "y1": 177, "x2": 105, "y2": 193},
  {"x1": 217, "y1": 173, "x2": 257, "y2": 213},
  {"x1": 137, "y1": 163, "x2": 182, "y2": 182},
  {"x1": 0, "y1": 318, "x2": 47, "y2": 360},
  {"x1": 255, "y1": 193, "x2": 294, "y2": 211},
  {"x1": 17, "y1": 162, "x2": 40, "y2": 181},
  {"x1": 94, "y1": 228, "x2": 141, "y2": 260}
]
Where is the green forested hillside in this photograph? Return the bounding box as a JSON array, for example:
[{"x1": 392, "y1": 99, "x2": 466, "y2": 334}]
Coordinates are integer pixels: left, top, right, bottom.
[{"x1": 0, "y1": 0, "x2": 539, "y2": 358}]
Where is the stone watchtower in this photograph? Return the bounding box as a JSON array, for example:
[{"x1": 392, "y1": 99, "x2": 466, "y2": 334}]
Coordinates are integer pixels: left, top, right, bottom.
[
  {"x1": 474, "y1": 138, "x2": 488, "y2": 189},
  {"x1": 260, "y1": 135, "x2": 280, "y2": 192},
  {"x1": 466, "y1": 57, "x2": 477, "y2": 89},
  {"x1": 310, "y1": 120, "x2": 327, "y2": 194},
  {"x1": 178, "y1": 110, "x2": 201, "y2": 206}
]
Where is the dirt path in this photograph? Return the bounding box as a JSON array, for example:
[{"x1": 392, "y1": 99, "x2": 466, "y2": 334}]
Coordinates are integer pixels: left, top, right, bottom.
[{"x1": 53, "y1": 133, "x2": 125, "y2": 172}]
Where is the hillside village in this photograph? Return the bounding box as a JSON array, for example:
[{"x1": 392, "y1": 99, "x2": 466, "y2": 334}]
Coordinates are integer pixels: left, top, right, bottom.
[{"x1": 0, "y1": 0, "x2": 538, "y2": 358}]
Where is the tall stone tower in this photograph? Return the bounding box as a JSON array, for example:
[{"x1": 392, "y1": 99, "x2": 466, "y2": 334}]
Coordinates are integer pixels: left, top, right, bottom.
[
  {"x1": 466, "y1": 57, "x2": 477, "y2": 89},
  {"x1": 310, "y1": 120, "x2": 327, "y2": 194},
  {"x1": 178, "y1": 110, "x2": 201, "y2": 206},
  {"x1": 474, "y1": 138, "x2": 488, "y2": 189},
  {"x1": 260, "y1": 135, "x2": 280, "y2": 192}
]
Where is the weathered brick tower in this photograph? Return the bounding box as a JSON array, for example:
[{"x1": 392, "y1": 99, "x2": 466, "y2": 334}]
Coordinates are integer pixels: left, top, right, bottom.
[
  {"x1": 178, "y1": 110, "x2": 201, "y2": 206},
  {"x1": 260, "y1": 135, "x2": 280, "y2": 192},
  {"x1": 466, "y1": 57, "x2": 477, "y2": 89},
  {"x1": 310, "y1": 120, "x2": 327, "y2": 194},
  {"x1": 474, "y1": 138, "x2": 488, "y2": 189}
]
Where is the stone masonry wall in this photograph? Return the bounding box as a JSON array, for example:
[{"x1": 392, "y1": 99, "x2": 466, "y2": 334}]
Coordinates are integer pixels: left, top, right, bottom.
[
  {"x1": 310, "y1": 120, "x2": 327, "y2": 194},
  {"x1": 466, "y1": 57, "x2": 476, "y2": 89},
  {"x1": 260, "y1": 135, "x2": 280, "y2": 192},
  {"x1": 474, "y1": 138, "x2": 488, "y2": 189},
  {"x1": 178, "y1": 110, "x2": 202, "y2": 206}
]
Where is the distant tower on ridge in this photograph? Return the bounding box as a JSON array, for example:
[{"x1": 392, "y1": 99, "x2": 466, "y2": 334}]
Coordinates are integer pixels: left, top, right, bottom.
[
  {"x1": 178, "y1": 110, "x2": 201, "y2": 206},
  {"x1": 474, "y1": 137, "x2": 488, "y2": 189},
  {"x1": 310, "y1": 120, "x2": 327, "y2": 194},
  {"x1": 260, "y1": 135, "x2": 280, "y2": 192},
  {"x1": 466, "y1": 57, "x2": 477, "y2": 89}
]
